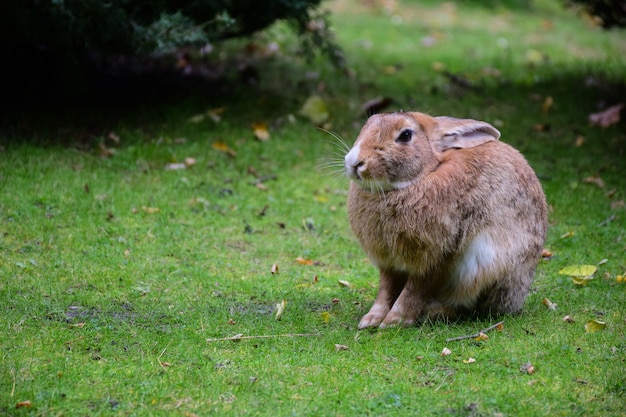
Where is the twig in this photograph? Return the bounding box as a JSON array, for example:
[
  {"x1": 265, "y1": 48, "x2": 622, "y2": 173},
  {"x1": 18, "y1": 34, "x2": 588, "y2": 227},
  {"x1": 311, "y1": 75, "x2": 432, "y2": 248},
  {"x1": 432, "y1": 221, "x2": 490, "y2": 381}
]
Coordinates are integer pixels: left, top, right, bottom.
[
  {"x1": 445, "y1": 321, "x2": 504, "y2": 343},
  {"x1": 598, "y1": 215, "x2": 616, "y2": 227},
  {"x1": 207, "y1": 332, "x2": 321, "y2": 342}
]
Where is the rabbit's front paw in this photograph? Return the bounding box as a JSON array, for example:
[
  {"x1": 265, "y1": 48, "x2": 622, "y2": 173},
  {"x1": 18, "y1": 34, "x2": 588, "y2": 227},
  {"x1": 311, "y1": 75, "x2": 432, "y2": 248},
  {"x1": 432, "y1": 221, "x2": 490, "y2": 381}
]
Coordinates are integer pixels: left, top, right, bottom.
[
  {"x1": 379, "y1": 310, "x2": 416, "y2": 328},
  {"x1": 358, "y1": 304, "x2": 390, "y2": 329}
]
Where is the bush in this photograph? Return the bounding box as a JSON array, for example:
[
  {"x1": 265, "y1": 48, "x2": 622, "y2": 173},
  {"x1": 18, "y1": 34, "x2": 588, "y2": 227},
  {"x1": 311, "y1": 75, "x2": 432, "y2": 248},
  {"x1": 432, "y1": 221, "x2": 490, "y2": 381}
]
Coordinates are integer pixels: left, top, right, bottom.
[
  {"x1": 0, "y1": 0, "x2": 341, "y2": 75},
  {"x1": 566, "y1": 0, "x2": 626, "y2": 28}
]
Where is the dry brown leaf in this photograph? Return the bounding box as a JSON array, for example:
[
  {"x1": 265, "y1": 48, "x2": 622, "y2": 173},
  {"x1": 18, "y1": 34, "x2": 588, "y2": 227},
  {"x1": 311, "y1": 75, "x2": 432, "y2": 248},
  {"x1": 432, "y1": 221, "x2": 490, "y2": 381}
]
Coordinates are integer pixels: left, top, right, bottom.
[
  {"x1": 16, "y1": 401, "x2": 32, "y2": 409},
  {"x1": 583, "y1": 175, "x2": 605, "y2": 188},
  {"x1": 270, "y1": 263, "x2": 279, "y2": 275},
  {"x1": 575, "y1": 136, "x2": 585, "y2": 147},
  {"x1": 338, "y1": 280, "x2": 351, "y2": 288},
  {"x1": 542, "y1": 96, "x2": 554, "y2": 114},
  {"x1": 184, "y1": 157, "x2": 196, "y2": 167},
  {"x1": 252, "y1": 122, "x2": 270, "y2": 141},
  {"x1": 441, "y1": 347, "x2": 452, "y2": 356},
  {"x1": 463, "y1": 357, "x2": 477, "y2": 364},
  {"x1": 542, "y1": 297, "x2": 557, "y2": 310},
  {"x1": 589, "y1": 103, "x2": 623, "y2": 128},
  {"x1": 335, "y1": 344, "x2": 349, "y2": 351},
  {"x1": 207, "y1": 107, "x2": 225, "y2": 123},
  {"x1": 212, "y1": 141, "x2": 236, "y2": 157},
  {"x1": 295, "y1": 257, "x2": 314, "y2": 266},
  {"x1": 542, "y1": 248, "x2": 553, "y2": 258},
  {"x1": 475, "y1": 332, "x2": 489, "y2": 341},
  {"x1": 562, "y1": 315, "x2": 575, "y2": 323}
]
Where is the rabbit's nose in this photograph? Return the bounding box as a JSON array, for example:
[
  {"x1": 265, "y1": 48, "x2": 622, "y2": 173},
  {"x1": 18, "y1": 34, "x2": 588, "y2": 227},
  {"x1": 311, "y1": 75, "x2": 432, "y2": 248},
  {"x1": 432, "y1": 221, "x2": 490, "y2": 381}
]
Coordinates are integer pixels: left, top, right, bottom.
[{"x1": 345, "y1": 147, "x2": 364, "y2": 180}]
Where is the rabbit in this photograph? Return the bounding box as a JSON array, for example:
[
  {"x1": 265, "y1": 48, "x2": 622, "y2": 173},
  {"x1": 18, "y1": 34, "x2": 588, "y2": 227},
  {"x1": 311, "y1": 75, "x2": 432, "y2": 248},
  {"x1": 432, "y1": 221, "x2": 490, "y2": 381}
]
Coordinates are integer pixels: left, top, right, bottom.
[{"x1": 344, "y1": 111, "x2": 547, "y2": 329}]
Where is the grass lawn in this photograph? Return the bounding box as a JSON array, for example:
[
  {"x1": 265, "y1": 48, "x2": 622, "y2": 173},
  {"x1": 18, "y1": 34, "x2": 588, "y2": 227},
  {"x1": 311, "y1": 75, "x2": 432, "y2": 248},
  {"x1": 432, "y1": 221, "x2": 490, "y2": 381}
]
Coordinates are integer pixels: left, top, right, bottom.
[{"x1": 1, "y1": 0, "x2": 625, "y2": 415}]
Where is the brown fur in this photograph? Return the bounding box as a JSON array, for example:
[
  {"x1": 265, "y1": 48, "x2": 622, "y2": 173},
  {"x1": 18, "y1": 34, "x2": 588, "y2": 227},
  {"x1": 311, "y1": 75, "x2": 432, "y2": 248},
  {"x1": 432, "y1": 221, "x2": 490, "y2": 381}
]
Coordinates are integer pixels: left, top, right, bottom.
[{"x1": 345, "y1": 112, "x2": 547, "y2": 328}]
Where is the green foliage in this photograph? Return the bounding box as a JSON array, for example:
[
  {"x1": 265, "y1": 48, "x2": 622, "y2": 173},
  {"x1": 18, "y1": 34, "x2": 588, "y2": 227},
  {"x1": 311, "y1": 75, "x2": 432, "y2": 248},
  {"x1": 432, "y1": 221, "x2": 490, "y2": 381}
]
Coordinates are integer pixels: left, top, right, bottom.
[{"x1": 0, "y1": 0, "x2": 338, "y2": 72}]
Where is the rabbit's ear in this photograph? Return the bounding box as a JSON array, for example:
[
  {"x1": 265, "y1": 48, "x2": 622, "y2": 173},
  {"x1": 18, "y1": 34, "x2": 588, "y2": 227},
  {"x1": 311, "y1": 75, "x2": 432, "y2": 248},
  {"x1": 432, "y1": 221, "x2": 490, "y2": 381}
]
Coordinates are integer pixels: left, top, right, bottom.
[{"x1": 431, "y1": 117, "x2": 500, "y2": 153}]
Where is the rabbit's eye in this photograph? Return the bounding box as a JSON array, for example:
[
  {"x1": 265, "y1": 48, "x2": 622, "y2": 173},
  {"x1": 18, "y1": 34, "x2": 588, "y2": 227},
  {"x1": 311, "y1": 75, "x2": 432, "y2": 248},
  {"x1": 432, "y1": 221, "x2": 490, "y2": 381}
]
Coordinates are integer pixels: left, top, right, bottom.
[{"x1": 396, "y1": 129, "x2": 413, "y2": 143}]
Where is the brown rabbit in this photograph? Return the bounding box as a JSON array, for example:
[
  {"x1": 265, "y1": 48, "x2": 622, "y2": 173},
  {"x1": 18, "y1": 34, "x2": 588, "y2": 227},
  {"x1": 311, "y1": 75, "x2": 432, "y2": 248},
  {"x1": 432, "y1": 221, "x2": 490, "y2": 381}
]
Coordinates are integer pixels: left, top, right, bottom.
[{"x1": 345, "y1": 112, "x2": 547, "y2": 328}]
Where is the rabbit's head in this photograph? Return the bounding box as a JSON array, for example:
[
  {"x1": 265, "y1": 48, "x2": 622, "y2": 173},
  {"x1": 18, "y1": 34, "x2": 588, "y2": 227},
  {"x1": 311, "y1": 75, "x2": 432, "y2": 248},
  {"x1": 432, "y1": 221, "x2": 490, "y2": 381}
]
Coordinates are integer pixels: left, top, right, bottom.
[{"x1": 345, "y1": 112, "x2": 501, "y2": 191}]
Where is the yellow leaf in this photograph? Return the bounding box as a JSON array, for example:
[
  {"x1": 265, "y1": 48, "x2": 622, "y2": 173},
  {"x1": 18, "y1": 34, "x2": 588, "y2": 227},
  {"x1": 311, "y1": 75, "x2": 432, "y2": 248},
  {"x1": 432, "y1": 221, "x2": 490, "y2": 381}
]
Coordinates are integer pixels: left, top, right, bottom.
[
  {"x1": 571, "y1": 275, "x2": 594, "y2": 286},
  {"x1": 212, "y1": 141, "x2": 236, "y2": 157},
  {"x1": 141, "y1": 206, "x2": 160, "y2": 214},
  {"x1": 299, "y1": 95, "x2": 329, "y2": 125},
  {"x1": 475, "y1": 332, "x2": 489, "y2": 341},
  {"x1": 584, "y1": 319, "x2": 606, "y2": 333},
  {"x1": 558, "y1": 265, "x2": 597, "y2": 277},
  {"x1": 321, "y1": 311, "x2": 331, "y2": 324},
  {"x1": 252, "y1": 122, "x2": 270, "y2": 141},
  {"x1": 542, "y1": 96, "x2": 554, "y2": 114}
]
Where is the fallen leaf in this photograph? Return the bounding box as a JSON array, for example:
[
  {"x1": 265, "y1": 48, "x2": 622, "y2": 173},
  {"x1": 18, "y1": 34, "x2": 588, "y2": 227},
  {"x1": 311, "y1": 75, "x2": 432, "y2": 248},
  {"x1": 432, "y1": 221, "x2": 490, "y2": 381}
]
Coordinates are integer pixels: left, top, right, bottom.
[
  {"x1": 228, "y1": 319, "x2": 236, "y2": 325},
  {"x1": 558, "y1": 265, "x2": 597, "y2": 277},
  {"x1": 299, "y1": 95, "x2": 329, "y2": 125},
  {"x1": 584, "y1": 319, "x2": 606, "y2": 333},
  {"x1": 562, "y1": 315, "x2": 575, "y2": 323},
  {"x1": 321, "y1": 311, "x2": 331, "y2": 324},
  {"x1": 188, "y1": 114, "x2": 205, "y2": 123},
  {"x1": 610, "y1": 200, "x2": 625, "y2": 210},
  {"x1": 475, "y1": 332, "x2": 489, "y2": 341},
  {"x1": 338, "y1": 280, "x2": 351, "y2": 288},
  {"x1": 275, "y1": 300, "x2": 286, "y2": 320},
  {"x1": 589, "y1": 103, "x2": 623, "y2": 128},
  {"x1": 520, "y1": 361, "x2": 535, "y2": 374},
  {"x1": 184, "y1": 157, "x2": 196, "y2": 167},
  {"x1": 463, "y1": 357, "x2": 476, "y2": 364},
  {"x1": 270, "y1": 263, "x2": 279, "y2": 275},
  {"x1": 542, "y1": 96, "x2": 554, "y2": 114},
  {"x1": 141, "y1": 206, "x2": 160, "y2": 214},
  {"x1": 212, "y1": 141, "x2": 236, "y2": 157},
  {"x1": 207, "y1": 107, "x2": 225, "y2": 123},
  {"x1": 335, "y1": 344, "x2": 349, "y2": 351},
  {"x1": 252, "y1": 122, "x2": 270, "y2": 141},
  {"x1": 295, "y1": 257, "x2": 314, "y2": 266},
  {"x1": 617, "y1": 275, "x2": 624, "y2": 283},
  {"x1": 165, "y1": 162, "x2": 187, "y2": 171},
  {"x1": 583, "y1": 175, "x2": 605, "y2": 188},
  {"x1": 575, "y1": 136, "x2": 585, "y2": 147},
  {"x1": 560, "y1": 231, "x2": 575, "y2": 239},
  {"x1": 542, "y1": 249, "x2": 553, "y2": 258},
  {"x1": 542, "y1": 297, "x2": 558, "y2": 310},
  {"x1": 441, "y1": 347, "x2": 452, "y2": 356},
  {"x1": 15, "y1": 401, "x2": 32, "y2": 409}
]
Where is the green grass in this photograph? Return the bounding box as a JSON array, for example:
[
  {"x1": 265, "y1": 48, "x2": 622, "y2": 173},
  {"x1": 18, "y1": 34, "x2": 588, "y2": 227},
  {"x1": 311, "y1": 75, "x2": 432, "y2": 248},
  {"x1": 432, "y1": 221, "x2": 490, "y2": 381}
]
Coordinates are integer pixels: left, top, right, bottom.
[{"x1": 1, "y1": 0, "x2": 625, "y2": 415}]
